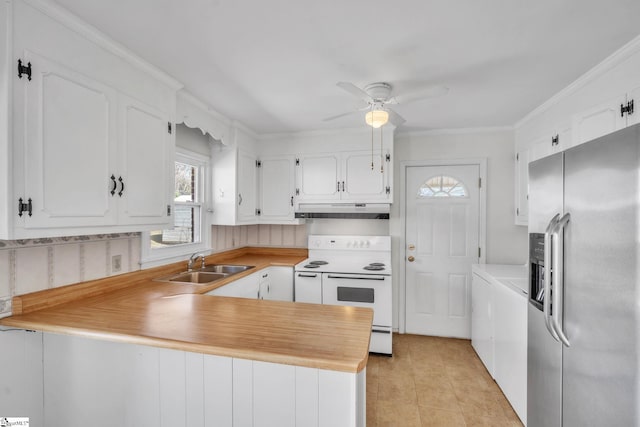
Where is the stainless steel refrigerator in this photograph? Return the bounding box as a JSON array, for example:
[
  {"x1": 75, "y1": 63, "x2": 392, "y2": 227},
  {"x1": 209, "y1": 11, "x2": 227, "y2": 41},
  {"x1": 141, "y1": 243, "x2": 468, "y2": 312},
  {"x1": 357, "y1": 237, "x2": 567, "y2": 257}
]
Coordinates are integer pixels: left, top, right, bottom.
[{"x1": 528, "y1": 123, "x2": 640, "y2": 427}]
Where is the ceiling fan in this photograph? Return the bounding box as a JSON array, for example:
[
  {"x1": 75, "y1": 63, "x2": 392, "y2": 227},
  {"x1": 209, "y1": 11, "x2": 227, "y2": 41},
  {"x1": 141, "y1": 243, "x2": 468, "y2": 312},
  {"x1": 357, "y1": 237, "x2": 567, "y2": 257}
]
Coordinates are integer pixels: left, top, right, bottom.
[{"x1": 324, "y1": 81, "x2": 449, "y2": 127}]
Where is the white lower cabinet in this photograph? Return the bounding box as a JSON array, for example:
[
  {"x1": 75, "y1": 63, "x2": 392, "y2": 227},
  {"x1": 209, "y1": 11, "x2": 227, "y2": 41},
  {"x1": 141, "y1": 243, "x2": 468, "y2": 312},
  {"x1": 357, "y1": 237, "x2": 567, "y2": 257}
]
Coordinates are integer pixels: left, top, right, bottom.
[
  {"x1": 0, "y1": 329, "x2": 43, "y2": 425},
  {"x1": 209, "y1": 268, "x2": 294, "y2": 302},
  {"x1": 207, "y1": 272, "x2": 259, "y2": 299},
  {"x1": 24, "y1": 332, "x2": 364, "y2": 427},
  {"x1": 471, "y1": 272, "x2": 494, "y2": 376},
  {"x1": 471, "y1": 265, "x2": 527, "y2": 426}
]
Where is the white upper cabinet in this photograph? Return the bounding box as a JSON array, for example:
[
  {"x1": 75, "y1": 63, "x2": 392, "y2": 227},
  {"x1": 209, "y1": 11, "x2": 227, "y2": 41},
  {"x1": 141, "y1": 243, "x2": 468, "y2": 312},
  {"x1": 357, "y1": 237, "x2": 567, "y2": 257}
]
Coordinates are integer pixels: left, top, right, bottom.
[
  {"x1": 211, "y1": 145, "x2": 258, "y2": 225},
  {"x1": 118, "y1": 95, "x2": 174, "y2": 226},
  {"x1": 295, "y1": 153, "x2": 341, "y2": 201},
  {"x1": 295, "y1": 150, "x2": 391, "y2": 204},
  {"x1": 572, "y1": 94, "x2": 627, "y2": 145},
  {"x1": 237, "y1": 149, "x2": 258, "y2": 223},
  {"x1": 2, "y1": 0, "x2": 180, "y2": 239},
  {"x1": 258, "y1": 155, "x2": 296, "y2": 223}
]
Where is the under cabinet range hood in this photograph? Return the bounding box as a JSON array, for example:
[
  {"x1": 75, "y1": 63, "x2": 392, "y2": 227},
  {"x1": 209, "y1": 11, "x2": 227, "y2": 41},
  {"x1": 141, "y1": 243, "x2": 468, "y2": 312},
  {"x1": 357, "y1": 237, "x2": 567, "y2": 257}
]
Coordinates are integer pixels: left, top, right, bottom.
[{"x1": 294, "y1": 203, "x2": 390, "y2": 219}]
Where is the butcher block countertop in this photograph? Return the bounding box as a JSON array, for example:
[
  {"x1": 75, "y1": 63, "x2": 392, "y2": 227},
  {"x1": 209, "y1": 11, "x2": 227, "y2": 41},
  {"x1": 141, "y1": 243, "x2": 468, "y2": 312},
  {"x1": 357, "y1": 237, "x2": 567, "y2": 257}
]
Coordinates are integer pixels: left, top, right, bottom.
[{"x1": 0, "y1": 247, "x2": 373, "y2": 373}]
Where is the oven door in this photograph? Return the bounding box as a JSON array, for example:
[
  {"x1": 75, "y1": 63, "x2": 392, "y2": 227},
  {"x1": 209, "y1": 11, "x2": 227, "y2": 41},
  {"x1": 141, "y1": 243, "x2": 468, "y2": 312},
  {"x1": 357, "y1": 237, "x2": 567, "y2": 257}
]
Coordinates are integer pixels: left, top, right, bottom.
[
  {"x1": 321, "y1": 273, "x2": 391, "y2": 327},
  {"x1": 322, "y1": 273, "x2": 392, "y2": 354}
]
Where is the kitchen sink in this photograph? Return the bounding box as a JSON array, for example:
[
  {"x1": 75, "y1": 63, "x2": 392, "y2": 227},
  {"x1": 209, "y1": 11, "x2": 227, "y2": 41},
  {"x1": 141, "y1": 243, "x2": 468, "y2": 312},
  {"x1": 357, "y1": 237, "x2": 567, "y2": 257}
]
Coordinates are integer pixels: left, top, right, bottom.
[
  {"x1": 201, "y1": 264, "x2": 254, "y2": 274},
  {"x1": 154, "y1": 264, "x2": 254, "y2": 285},
  {"x1": 164, "y1": 271, "x2": 228, "y2": 284}
]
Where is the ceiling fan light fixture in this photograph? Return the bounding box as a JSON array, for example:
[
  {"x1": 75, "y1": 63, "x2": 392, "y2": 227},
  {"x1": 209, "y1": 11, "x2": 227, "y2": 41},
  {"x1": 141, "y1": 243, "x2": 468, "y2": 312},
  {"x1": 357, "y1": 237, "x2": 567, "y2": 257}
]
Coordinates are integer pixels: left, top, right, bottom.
[{"x1": 365, "y1": 109, "x2": 389, "y2": 128}]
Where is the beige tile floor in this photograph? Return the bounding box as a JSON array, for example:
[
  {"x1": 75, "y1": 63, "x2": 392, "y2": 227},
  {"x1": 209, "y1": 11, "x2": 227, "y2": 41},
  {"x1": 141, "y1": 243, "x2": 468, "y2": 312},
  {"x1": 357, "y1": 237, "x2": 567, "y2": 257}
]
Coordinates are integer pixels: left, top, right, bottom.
[{"x1": 366, "y1": 334, "x2": 523, "y2": 427}]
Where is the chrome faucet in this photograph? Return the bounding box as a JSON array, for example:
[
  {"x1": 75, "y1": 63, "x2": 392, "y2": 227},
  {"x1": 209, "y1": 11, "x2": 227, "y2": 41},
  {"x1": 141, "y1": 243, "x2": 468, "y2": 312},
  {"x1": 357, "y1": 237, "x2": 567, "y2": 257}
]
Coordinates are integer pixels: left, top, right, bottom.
[{"x1": 188, "y1": 253, "x2": 206, "y2": 271}]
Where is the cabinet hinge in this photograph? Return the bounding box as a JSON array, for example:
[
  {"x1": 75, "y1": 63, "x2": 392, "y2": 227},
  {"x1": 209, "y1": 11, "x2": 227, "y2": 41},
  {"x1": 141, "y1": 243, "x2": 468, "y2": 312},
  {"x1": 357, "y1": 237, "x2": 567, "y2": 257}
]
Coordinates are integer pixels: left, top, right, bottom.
[
  {"x1": 478, "y1": 177, "x2": 482, "y2": 188},
  {"x1": 551, "y1": 134, "x2": 559, "y2": 146},
  {"x1": 621, "y1": 100, "x2": 635, "y2": 117},
  {"x1": 256, "y1": 160, "x2": 261, "y2": 168},
  {"x1": 517, "y1": 207, "x2": 520, "y2": 216},
  {"x1": 167, "y1": 122, "x2": 172, "y2": 134},
  {"x1": 295, "y1": 158, "x2": 300, "y2": 166},
  {"x1": 167, "y1": 205, "x2": 171, "y2": 216},
  {"x1": 295, "y1": 188, "x2": 300, "y2": 196},
  {"x1": 18, "y1": 197, "x2": 32, "y2": 217},
  {"x1": 516, "y1": 153, "x2": 519, "y2": 161},
  {"x1": 385, "y1": 186, "x2": 391, "y2": 195},
  {"x1": 478, "y1": 247, "x2": 481, "y2": 258},
  {"x1": 255, "y1": 208, "x2": 261, "y2": 216},
  {"x1": 17, "y1": 59, "x2": 32, "y2": 81},
  {"x1": 385, "y1": 154, "x2": 391, "y2": 162}
]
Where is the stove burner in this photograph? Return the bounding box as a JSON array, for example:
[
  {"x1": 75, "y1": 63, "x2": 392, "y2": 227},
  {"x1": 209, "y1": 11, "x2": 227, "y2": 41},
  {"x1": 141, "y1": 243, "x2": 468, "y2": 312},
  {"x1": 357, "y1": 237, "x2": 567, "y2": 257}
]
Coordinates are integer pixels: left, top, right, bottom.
[
  {"x1": 303, "y1": 264, "x2": 320, "y2": 268},
  {"x1": 369, "y1": 263, "x2": 385, "y2": 267},
  {"x1": 309, "y1": 260, "x2": 328, "y2": 265},
  {"x1": 364, "y1": 265, "x2": 385, "y2": 271}
]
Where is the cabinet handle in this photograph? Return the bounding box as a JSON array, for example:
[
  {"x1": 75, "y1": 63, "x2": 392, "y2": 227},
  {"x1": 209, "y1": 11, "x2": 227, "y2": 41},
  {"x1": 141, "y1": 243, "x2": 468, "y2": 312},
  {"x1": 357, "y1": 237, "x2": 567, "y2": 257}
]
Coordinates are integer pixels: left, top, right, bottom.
[
  {"x1": 238, "y1": 194, "x2": 243, "y2": 206},
  {"x1": 337, "y1": 181, "x2": 340, "y2": 192},
  {"x1": 118, "y1": 176, "x2": 124, "y2": 197},
  {"x1": 341, "y1": 181, "x2": 345, "y2": 192},
  {"x1": 110, "y1": 175, "x2": 117, "y2": 196},
  {"x1": 290, "y1": 196, "x2": 294, "y2": 206}
]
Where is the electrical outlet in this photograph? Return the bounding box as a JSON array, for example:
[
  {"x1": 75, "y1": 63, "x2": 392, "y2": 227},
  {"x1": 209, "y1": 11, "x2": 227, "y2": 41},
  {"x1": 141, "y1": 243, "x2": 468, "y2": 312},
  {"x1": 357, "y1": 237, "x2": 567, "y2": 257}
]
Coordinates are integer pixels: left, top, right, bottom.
[{"x1": 112, "y1": 254, "x2": 122, "y2": 273}]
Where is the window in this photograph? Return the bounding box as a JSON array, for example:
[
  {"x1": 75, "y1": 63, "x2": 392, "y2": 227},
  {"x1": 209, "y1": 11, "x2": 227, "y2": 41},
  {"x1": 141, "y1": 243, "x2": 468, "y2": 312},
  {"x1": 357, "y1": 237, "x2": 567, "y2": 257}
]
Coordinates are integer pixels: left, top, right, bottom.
[
  {"x1": 418, "y1": 175, "x2": 468, "y2": 198},
  {"x1": 141, "y1": 148, "x2": 210, "y2": 266}
]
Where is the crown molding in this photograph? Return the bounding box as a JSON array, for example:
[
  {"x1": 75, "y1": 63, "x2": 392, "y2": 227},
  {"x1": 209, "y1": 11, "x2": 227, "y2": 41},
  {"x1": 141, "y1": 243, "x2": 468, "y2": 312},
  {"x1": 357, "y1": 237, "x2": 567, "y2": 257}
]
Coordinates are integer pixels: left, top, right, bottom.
[
  {"x1": 515, "y1": 33, "x2": 640, "y2": 129},
  {"x1": 22, "y1": 0, "x2": 183, "y2": 90},
  {"x1": 396, "y1": 126, "x2": 514, "y2": 138}
]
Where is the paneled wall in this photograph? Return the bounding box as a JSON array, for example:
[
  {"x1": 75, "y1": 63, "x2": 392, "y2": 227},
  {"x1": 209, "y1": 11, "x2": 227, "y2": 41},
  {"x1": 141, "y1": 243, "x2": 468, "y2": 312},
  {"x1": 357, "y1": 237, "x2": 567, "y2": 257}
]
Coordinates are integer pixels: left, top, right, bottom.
[
  {"x1": 210, "y1": 224, "x2": 307, "y2": 253},
  {"x1": 0, "y1": 234, "x2": 141, "y2": 317}
]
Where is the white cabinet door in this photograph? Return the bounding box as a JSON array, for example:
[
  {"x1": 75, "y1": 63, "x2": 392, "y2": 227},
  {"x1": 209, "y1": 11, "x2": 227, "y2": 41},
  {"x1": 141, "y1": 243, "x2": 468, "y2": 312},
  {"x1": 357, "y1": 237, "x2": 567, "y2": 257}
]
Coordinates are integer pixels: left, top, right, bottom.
[
  {"x1": 207, "y1": 272, "x2": 259, "y2": 299},
  {"x1": 471, "y1": 273, "x2": 494, "y2": 377},
  {"x1": 19, "y1": 52, "x2": 119, "y2": 229},
  {"x1": 493, "y1": 282, "x2": 527, "y2": 424},
  {"x1": 572, "y1": 94, "x2": 626, "y2": 145},
  {"x1": 342, "y1": 151, "x2": 389, "y2": 201},
  {"x1": 259, "y1": 156, "x2": 295, "y2": 222},
  {"x1": 264, "y1": 266, "x2": 293, "y2": 302},
  {"x1": 296, "y1": 153, "x2": 340, "y2": 201},
  {"x1": 258, "y1": 268, "x2": 270, "y2": 300},
  {"x1": 514, "y1": 148, "x2": 529, "y2": 226},
  {"x1": 237, "y1": 149, "x2": 258, "y2": 223},
  {"x1": 253, "y1": 361, "x2": 296, "y2": 427},
  {"x1": 118, "y1": 95, "x2": 173, "y2": 227}
]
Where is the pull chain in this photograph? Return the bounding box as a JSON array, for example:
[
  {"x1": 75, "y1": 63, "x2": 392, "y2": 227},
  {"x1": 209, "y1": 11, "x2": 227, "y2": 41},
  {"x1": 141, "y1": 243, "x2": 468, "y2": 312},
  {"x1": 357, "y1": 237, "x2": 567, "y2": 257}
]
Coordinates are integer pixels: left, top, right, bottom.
[
  {"x1": 371, "y1": 110, "x2": 374, "y2": 170},
  {"x1": 380, "y1": 126, "x2": 384, "y2": 173}
]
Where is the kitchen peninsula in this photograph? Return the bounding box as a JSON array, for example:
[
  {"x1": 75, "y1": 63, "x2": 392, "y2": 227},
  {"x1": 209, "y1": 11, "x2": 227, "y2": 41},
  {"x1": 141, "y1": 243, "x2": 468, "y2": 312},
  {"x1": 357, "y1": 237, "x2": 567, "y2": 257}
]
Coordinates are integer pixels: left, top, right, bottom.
[{"x1": 0, "y1": 248, "x2": 371, "y2": 427}]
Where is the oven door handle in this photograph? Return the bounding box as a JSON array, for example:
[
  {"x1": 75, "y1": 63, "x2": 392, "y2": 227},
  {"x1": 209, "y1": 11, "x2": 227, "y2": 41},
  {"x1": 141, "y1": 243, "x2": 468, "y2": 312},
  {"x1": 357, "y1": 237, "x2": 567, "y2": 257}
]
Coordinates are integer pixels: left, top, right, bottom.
[
  {"x1": 296, "y1": 273, "x2": 318, "y2": 278},
  {"x1": 326, "y1": 275, "x2": 386, "y2": 280},
  {"x1": 371, "y1": 328, "x2": 391, "y2": 334}
]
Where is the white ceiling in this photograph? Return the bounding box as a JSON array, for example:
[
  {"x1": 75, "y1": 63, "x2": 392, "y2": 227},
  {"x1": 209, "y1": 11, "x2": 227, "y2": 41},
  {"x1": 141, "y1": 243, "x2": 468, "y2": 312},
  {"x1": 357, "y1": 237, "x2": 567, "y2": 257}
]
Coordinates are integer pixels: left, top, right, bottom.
[{"x1": 53, "y1": 0, "x2": 640, "y2": 134}]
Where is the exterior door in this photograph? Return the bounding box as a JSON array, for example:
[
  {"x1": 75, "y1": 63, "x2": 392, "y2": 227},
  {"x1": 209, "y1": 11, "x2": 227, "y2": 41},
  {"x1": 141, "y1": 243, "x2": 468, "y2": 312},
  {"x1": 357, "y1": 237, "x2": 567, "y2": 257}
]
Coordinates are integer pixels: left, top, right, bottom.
[{"x1": 405, "y1": 164, "x2": 480, "y2": 337}]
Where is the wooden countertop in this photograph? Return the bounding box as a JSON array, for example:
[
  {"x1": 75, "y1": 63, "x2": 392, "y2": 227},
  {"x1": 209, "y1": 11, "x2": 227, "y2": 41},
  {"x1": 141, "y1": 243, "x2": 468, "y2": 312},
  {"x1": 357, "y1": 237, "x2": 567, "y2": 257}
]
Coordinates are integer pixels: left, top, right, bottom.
[{"x1": 0, "y1": 248, "x2": 373, "y2": 373}]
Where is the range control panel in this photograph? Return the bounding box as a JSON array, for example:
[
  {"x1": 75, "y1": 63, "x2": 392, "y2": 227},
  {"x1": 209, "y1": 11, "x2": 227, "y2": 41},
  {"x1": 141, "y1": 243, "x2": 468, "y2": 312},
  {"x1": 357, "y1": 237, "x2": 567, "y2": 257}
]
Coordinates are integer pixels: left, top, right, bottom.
[{"x1": 308, "y1": 235, "x2": 391, "y2": 252}]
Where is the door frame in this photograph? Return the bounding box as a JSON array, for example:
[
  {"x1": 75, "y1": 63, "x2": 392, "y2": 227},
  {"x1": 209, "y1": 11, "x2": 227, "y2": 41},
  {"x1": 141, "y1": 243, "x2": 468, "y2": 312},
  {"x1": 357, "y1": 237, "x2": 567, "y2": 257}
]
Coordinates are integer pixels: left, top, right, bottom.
[{"x1": 398, "y1": 158, "x2": 487, "y2": 334}]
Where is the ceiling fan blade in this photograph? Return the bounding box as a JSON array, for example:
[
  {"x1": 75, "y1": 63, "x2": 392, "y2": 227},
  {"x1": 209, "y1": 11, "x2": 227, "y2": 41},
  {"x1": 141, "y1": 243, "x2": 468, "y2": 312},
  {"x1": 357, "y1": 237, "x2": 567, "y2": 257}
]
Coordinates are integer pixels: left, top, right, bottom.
[
  {"x1": 322, "y1": 110, "x2": 359, "y2": 122},
  {"x1": 386, "y1": 107, "x2": 406, "y2": 126},
  {"x1": 392, "y1": 85, "x2": 449, "y2": 105},
  {"x1": 336, "y1": 82, "x2": 373, "y2": 102}
]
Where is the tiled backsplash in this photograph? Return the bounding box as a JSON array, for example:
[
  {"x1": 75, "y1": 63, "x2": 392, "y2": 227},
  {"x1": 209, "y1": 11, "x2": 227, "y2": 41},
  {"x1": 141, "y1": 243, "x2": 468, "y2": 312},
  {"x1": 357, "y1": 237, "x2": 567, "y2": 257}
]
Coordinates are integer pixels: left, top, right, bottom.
[
  {"x1": 211, "y1": 224, "x2": 308, "y2": 253},
  {"x1": 0, "y1": 234, "x2": 141, "y2": 317}
]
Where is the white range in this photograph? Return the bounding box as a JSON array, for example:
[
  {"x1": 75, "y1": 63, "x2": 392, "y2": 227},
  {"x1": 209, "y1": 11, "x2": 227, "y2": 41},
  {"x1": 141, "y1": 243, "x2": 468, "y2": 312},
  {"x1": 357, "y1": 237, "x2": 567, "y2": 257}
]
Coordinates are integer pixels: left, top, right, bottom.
[{"x1": 294, "y1": 235, "x2": 392, "y2": 355}]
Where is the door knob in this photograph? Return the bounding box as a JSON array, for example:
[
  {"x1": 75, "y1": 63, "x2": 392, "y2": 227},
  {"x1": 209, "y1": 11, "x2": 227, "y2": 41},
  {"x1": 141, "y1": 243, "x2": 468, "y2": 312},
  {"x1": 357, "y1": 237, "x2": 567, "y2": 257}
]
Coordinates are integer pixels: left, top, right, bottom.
[{"x1": 407, "y1": 256, "x2": 415, "y2": 262}]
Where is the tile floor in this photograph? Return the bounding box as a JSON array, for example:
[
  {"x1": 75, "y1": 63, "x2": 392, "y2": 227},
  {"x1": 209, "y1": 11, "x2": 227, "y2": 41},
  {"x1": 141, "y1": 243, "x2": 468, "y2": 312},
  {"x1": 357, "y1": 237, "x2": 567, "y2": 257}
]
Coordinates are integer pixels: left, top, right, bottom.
[{"x1": 366, "y1": 334, "x2": 523, "y2": 427}]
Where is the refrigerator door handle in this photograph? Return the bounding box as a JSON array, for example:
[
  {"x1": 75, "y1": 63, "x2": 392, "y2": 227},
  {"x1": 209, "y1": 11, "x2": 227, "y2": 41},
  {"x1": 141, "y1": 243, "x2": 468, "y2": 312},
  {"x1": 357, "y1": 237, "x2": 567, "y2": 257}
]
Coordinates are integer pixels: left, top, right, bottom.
[
  {"x1": 544, "y1": 213, "x2": 561, "y2": 341},
  {"x1": 552, "y1": 213, "x2": 571, "y2": 347}
]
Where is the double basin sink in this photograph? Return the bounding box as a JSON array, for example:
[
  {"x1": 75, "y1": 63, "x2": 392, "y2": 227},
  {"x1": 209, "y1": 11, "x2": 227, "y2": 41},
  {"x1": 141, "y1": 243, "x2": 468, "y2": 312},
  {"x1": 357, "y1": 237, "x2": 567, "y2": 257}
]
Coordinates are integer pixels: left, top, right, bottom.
[{"x1": 154, "y1": 264, "x2": 254, "y2": 285}]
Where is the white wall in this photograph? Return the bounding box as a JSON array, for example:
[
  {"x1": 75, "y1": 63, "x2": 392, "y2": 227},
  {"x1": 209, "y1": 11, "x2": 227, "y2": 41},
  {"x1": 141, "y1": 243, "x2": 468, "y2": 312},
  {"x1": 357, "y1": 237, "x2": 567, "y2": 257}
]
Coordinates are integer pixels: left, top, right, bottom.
[
  {"x1": 210, "y1": 224, "x2": 307, "y2": 253},
  {"x1": 392, "y1": 129, "x2": 527, "y2": 264},
  {"x1": 389, "y1": 129, "x2": 528, "y2": 329}
]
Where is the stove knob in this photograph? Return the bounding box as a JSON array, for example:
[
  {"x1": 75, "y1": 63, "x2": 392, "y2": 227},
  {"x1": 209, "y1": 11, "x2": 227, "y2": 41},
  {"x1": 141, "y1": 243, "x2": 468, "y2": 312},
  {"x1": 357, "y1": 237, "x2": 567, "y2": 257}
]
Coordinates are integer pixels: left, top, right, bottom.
[
  {"x1": 346, "y1": 241, "x2": 351, "y2": 248},
  {"x1": 365, "y1": 240, "x2": 370, "y2": 248},
  {"x1": 313, "y1": 240, "x2": 321, "y2": 248},
  {"x1": 359, "y1": 240, "x2": 365, "y2": 248}
]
